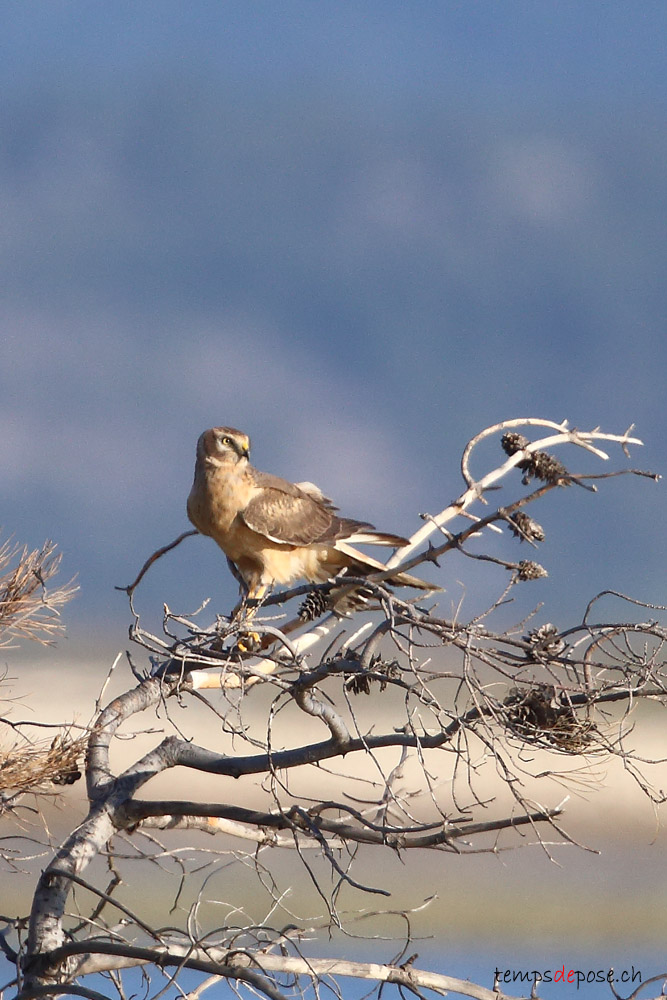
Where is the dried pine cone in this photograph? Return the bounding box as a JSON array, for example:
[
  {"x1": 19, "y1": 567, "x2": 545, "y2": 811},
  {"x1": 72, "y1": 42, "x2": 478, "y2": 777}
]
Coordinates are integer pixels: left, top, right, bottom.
[
  {"x1": 526, "y1": 622, "x2": 566, "y2": 659},
  {"x1": 521, "y1": 450, "x2": 570, "y2": 486},
  {"x1": 503, "y1": 685, "x2": 595, "y2": 751},
  {"x1": 345, "y1": 673, "x2": 372, "y2": 695},
  {"x1": 52, "y1": 766, "x2": 82, "y2": 786},
  {"x1": 345, "y1": 658, "x2": 400, "y2": 695},
  {"x1": 515, "y1": 560, "x2": 548, "y2": 582},
  {"x1": 501, "y1": 432, "x2": 530, "y2": 456},
  {"x1": 501, "y1": 432, "x2": 570, "y2": 486},
  {"x1": 508, "y1": 511, "x2": 546, "y2": 543},
  {"x1": 298, "y1": 589, "x2": 329, "y2": 621}
]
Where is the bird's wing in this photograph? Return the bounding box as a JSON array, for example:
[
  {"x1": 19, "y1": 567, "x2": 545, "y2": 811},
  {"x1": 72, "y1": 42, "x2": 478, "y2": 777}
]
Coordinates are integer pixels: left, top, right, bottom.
[
  {"x1": 242, "y1": 469, "x2": 403, "y2": 548},
  {"x1": 242, "y1": 471, "x2": 341, "y2": 546},
  {"x1": 293, "y1": 481, "x2": 338, "y2": 510}
]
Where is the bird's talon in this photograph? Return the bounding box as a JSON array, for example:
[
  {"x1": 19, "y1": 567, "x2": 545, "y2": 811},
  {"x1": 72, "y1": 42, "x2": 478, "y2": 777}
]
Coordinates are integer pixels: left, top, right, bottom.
[{"x1": 234, "y1": 631, "x2": 261, "y2": 654}]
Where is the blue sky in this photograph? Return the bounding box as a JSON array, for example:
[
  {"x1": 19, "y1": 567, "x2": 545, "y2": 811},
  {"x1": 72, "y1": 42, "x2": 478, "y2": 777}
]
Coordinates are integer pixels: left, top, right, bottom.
[
  {"x1": 2, "y1": 2, "x2": 666, "y2": 103},
  {"x1": 0, "y1": 1, "x2": 665, "y2": 639}
]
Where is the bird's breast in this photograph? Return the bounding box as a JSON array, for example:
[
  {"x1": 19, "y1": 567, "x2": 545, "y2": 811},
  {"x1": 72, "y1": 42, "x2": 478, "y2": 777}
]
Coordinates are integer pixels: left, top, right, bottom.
[{"x1": 187, "y1": 466, "x2": 255, "y2": 542}]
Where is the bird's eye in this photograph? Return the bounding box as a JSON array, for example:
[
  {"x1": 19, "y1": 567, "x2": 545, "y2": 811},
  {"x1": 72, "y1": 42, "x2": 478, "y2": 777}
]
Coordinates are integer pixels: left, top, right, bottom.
[{"x1": 220, "y1": 436, "x2": 232, "y2": 447}]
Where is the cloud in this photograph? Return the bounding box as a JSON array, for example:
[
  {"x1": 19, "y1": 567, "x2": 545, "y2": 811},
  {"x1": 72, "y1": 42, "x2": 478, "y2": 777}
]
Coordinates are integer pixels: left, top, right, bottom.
[
  {"x1": 159, "y1": 311, "x2": 429, "y2": 521},
  {"x1": 0, "y1": 305, "x2": 430, "y2": 541},
  {"x1": 489, "y1": 135, "x2": 599, "y2": 226}
]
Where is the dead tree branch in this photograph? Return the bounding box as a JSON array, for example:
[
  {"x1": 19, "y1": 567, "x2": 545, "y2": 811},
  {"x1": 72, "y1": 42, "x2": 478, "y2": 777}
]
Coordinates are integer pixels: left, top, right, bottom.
[{"x1": 8, "y1": 420, "x2": 664, "y2": 1000}]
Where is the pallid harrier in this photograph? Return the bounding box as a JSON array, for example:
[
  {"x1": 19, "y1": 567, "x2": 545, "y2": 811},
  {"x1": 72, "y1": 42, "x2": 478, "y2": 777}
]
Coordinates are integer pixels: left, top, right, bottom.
[{"x1": 187, "y1": 426, "x2": 437, "y2": 604}]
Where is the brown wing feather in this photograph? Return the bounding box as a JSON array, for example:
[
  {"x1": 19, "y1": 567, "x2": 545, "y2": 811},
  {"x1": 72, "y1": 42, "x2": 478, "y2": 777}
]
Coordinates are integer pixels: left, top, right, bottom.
[
  {"x1": 242, "y1": 470, "x2": 377, "y2": 546},
  {"x1": 241, "y1": 490, "x2": 333, "y2": 545},
  {"x1": 241, "y1": 470, "x2": 332, "y2": 545}
]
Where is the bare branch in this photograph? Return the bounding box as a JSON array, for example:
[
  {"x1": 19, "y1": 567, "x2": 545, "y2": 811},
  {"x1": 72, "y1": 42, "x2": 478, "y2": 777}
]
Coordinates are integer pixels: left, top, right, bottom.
[
  {"x1": 11, "y1": 419, "x2": 664, "y2": 1000},
  {"x1": 31, "y1": 940, "x2": 533, "y2": 1000}
]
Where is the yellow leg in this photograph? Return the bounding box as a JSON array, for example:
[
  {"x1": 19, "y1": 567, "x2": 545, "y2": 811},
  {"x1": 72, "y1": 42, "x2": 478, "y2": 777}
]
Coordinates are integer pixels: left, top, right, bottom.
[
  {"x1": 247, "y1": 582, "x2": 269, "y2": 604},
  {"x1": 234, "y1": 582, "x2": 269, "y2": 652}
]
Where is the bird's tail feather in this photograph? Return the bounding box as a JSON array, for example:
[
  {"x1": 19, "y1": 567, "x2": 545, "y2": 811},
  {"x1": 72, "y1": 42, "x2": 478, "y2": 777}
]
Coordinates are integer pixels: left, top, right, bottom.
[
  {"x1": 336, "y1": 519, "x2": 409, "y2": 548},
  {"x1": 344, "y1": 529, "x2": 409, "y2": 547},
  {"x1": 334, "y1": 541, "x2": 441, "y2": 592}
]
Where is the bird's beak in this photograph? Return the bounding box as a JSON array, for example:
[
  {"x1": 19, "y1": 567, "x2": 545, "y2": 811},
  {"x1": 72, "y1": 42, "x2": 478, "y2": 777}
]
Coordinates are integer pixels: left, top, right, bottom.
[{"x1": 240, "y1": 442, "x2": 250, "y2": 459}]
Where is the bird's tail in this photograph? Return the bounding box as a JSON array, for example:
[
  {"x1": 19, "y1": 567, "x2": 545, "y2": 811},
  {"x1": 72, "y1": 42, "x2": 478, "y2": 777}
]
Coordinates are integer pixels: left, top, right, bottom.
[
  {"x1": 334, "y1": 541, "x2": 441, "y2": 592},
  {"x1": 343, "y1": 529, "x2": 410, "y2": 548},
  {"x1": 336, "y1": 520, "x2": 409, "y2": 549}
]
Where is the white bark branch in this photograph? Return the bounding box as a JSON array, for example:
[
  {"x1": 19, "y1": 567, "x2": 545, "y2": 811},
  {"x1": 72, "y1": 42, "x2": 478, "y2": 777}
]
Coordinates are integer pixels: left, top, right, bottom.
[
  {"x1": 38, "y1": 940, "x2": 532, "y2": 1000},
  {"x1": 387, "y1": 422, "x2": 643, "y2": 569}
]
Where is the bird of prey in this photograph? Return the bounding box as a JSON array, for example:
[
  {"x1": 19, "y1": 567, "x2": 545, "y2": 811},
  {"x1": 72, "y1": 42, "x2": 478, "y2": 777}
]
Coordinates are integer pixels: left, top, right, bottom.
[{"x1": 187, "y1": 426, "x2": 437, "y2": 604}]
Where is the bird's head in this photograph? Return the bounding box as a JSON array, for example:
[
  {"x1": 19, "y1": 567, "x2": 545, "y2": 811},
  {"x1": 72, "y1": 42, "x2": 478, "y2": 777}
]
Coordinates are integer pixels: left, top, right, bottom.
[{"x1": 197, "y1": 427, "x2": 251, "y2": 468}]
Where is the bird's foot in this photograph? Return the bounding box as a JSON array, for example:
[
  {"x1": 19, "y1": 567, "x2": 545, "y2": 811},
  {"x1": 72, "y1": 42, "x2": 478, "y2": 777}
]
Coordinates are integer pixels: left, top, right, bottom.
[{"x1": 233, "y1": 630, "x2": 262, "y2": 654}]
